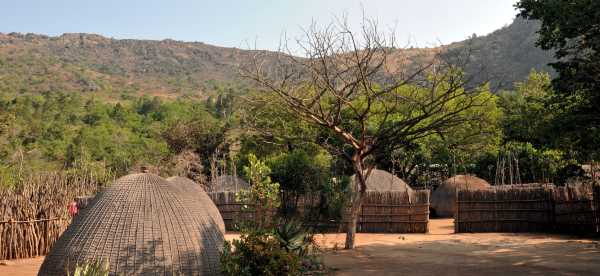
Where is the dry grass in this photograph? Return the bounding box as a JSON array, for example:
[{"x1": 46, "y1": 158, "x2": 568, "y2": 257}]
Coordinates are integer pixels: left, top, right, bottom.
[{"x1": 0, "y1": 171, "x2": 110, "y2": 260}]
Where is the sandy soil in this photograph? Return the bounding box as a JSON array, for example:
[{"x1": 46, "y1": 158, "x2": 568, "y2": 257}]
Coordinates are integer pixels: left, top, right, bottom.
[
  {"x1": 0, "y1": 256, "x2": 45, "y2": 276},
  {"x1": 2, "y1": 219, "x2": 599, "y2": 276},
  {"x1": 321, "y1": 219, "x2": 600, "y2": 276}
]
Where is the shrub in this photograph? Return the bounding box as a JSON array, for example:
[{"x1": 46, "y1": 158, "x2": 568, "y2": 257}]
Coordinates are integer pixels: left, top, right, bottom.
[
  {"x1": 237, "y1": 154, "x2": 280, "y2": 228},
  {"x1": 221, "y1": 220, "x2": 324, "y2": 276},
  {"x1": 68, "y1": 260, "x2": 109, "y2": 276},
  {"x1": 221, "y1": 230, "x2": 302, "y2": 276},
  {"x1": 268, "y1": 149, "x2": 330, "y2": 193},
  {"x1": 275, "y1": 218, "x2": 313, "y2": 256}
]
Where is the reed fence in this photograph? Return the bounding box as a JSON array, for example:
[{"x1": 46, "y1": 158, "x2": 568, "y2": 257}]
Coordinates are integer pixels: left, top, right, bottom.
[
  {"x1": 208, "y1": 190, "x2": 430, "y2": 233},
  {"x1": 0, "y1": 171, "x2": 107, "y2": 260},
  {"x1": 553, "y1": 184, "x2": 597, "y2": 233},
  {"x1": 206, "y1": 192, "x2": 255, "y2": 230},
  {"x1": 456, "y1": 183, "x2": 600, "y2": 234}
]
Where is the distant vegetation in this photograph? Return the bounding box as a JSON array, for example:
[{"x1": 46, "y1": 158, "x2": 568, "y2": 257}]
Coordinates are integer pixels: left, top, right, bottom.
[
  {"x1": 0, "y1": 13, "x2": 590, "y2": 190},
  {"x1": 0, "y1": 92, "x2": 226, "y2": 182},
  {"x1": 446, "y1": 18, "x2": 554, "y2": 89},
  {"x1": 0, "y1": 18, "x2": 551, "y2": 100}
]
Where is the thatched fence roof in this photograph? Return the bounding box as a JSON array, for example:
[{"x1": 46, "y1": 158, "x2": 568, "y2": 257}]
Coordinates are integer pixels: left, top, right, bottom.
[
  {"x1": 211, "y1": 175, "x2": 249, "y2": 192},
  {"x1": 352, "y1": 169, "x2": 414, "y2": 193},
  {"x1": 430, "y1": 174, "x2": 491, "y2": 217},
  {"x1": 166, "y1": 176, "x2": 226, "y2": 233},
  {"x1": 38, "y1": 173, "x2": 224, "y2": 275}
]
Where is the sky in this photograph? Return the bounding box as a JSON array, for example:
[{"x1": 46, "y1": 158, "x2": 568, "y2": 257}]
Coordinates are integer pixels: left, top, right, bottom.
[{"x1": 2, "y1": 0, "x2": 518, "y2": 50}]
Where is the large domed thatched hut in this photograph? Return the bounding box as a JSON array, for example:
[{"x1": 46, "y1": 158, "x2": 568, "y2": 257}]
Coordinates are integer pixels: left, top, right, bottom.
[
  {"x1": 352, "y1": 169, "x2": 413, "y2": 193},
  {"x1": 211, "y1": 175, "x2": 249, "y2": 192},
  {"x1": 431, "y1": 174, "x2": 491, "y2": 218},
  {"x1": 167, "y1": 176, "x2": 226, "y2": 233},
  {"x1": 38, "y1": 173, "x2": 224, "y2": 276}
]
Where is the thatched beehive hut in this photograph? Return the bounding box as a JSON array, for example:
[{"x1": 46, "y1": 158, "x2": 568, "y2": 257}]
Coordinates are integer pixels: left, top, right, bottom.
[
  {"x1": 166, "y1": 176, "x2": 226, "y2": 233},
  {"x1": 38, "y1": 173, "x2": 224, "y2": 276},
  {"x1": 352, "y1": 169, "x2": 413, "y2": 193},
  {"x1": 211, "y1": 175, "x2": 249, "y2": 192},
  {"x1": 431, "y1": 174, "x2": 491, "y2": 218}
]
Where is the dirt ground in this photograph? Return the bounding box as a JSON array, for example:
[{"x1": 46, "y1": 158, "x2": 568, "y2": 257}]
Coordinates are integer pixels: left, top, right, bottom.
[
  {"x1": 2, "y1": 219, "x2": 599, "y2": 276},
  {"x1": 320, "y1": 219, "x2": 600, "y2": 276}
]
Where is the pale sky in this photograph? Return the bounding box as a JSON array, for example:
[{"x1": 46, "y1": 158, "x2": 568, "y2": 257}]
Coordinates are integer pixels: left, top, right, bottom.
[{"x1": 1, "y1": 0, "x2": 518, "y2": 50}]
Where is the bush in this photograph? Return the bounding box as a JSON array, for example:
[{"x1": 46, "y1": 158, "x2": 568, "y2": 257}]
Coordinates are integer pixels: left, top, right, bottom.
[
  {"x1": 221, "y1": 230, "x2": 302, "y2": 276},
  {"x1": 237, "y1": 154, "x2": 280, "y2": 228},
  {"x1": 68, "y1": 260, "x2": 109, "y2": 276},
  {"x1": 268, "y1": 149, "x2": 330, "y2": 193},
  {"x1": 221, "y1": 220, "x2": 324, "y2": 276},
  {"x1": 275, "y1": 219, "x2": 313, "y2": 256}
]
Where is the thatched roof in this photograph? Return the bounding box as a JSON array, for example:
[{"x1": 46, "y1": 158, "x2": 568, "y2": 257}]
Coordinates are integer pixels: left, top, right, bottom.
[
  {"x1": 166, "y1": 176, "x2": 225, "y2": 233},
  {"x1": 352, "y1": 169, "x2": 413, "y2": 193},
  {"x1": 211, "y1": 175, "x2": 249, "y2": 192},
  {"x1": 431, "y1": 174, "x2": 491, "y2": 218},
  {"x1": 38, "y1": 173, "x2": 223, "y2": 275}
]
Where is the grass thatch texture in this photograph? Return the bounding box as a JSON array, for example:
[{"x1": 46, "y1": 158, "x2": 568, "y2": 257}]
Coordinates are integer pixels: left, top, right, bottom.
[
  {"x1": 431, "y1": 175, "x2": 491, "y2": 218},
  {"x1": 352, "y1": 169, "x2": 414, "y2": 192},
  {"x1": 166, "y1": 176, "x2": 226, "y2": 233},
  {"x1": 38, "y1": 173, "x2": 225, "y2": 276},
  {"x1": 210, "y1": 175, "x2": 249, "y2": 192}
]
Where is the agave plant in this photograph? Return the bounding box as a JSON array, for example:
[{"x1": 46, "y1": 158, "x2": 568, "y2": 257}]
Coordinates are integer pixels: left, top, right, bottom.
[
  {"x1": 68, "y1": 260, "x2": 109, "y2": 276},
  {"x1": 274, "y1": 218, "x2": 312, "y2": 256}
]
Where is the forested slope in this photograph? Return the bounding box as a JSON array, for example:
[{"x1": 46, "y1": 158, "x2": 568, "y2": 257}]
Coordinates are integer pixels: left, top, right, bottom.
[{"x1": 0, "y1": 18, "x2": 553, "y2": 99}]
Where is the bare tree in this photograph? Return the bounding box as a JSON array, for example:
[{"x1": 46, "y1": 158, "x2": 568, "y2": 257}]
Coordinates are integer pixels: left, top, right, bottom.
[{"x1": 241, "y1": 17, "x2": 489, "y2": 249}]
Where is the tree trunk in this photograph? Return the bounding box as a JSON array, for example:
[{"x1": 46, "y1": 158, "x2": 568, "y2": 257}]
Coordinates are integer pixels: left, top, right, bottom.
[
  {"x1": 345, "y1": 154, "x2": 367, "y2": 249},
  {"x1": 345, "y1": 196, "x2": 362, "y2": 249}
]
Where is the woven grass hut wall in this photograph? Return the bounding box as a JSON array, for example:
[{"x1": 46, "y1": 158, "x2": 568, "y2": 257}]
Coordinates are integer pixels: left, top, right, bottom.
[
  {"x1": 211, "y1": 175, "x2": 249, "y2": 192},
  {"x1": 431, "y1": 174, "x2": 491, "y2": 218},
  {"x1": 352, "y1": 169, "x2": 414, "y2": 193},
  {"x1": 166, "y1": 176, "x2": 226, "y2": 233},
  {"x1": 38, "y1": 173, "x2": 224, "y2": 276}
]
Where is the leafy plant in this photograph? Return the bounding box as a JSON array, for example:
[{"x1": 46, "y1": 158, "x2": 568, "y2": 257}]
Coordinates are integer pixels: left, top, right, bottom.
[
  {"x1": 236, "y1": 154, "x2": 280, "y2": 227},
  {"x1": 221, "y1": 219, "x2": 324, "y2": 276},
  {"x1": 275, "y1": 219, "x2": 313, "y2": 256},
  {"x1": 221, "y1": 230, "x2": 302, "y2": 276},
  {"x1": 68, "y1": 260, "x2": 109, "y2": 276}
]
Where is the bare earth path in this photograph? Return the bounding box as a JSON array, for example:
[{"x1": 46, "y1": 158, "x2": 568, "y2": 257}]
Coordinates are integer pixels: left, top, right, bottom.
[
  {"x1": 320, "y1": 219, "x2": 600, "y2": 276},
  {"x1": 1, "y1": 219, "x2": 599, "y2": 275}
]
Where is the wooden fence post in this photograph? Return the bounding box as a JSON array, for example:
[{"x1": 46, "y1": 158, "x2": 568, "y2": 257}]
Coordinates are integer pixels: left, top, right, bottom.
[
  {"x1": 454, "y1": 189, "x2": 459, "y2": 233},
  {"x1": 549, "y1": 188, "x2": 556, "y2": 232},
  {"x1": 594, "y1": 185, "x2": 600, "y2": 233}
]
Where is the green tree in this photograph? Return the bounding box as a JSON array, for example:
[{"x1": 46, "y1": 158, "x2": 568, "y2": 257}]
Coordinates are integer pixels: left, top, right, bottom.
[
  {"x1": 498, "y1": 70, "x2": 553, "y2": 146},
  {"x1": 243, "y1": 18, "x2": 493, "y2": 249},
  {"x1": 516, "y1": 0, "x2": 600, "y2": 160},
  {"x1": 268, "y1": 149, "x2": 330, "y2": 193}
]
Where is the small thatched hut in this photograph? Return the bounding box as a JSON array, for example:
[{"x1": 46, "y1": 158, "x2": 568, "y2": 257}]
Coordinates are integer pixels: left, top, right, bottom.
[
  {"x1": 211, "y1": 175, "x2": 249, "y2": 192},
  {"x1": 431, "y1": 174, "x2": 491, "y2": 218},
  {"x1": 38, "y1": 173, "x2": 224, "y2": 275},
  {"x1": 167, "y1": 176, "x2": 226, "y2": 233},
  {"x1": 352, "y1": 169, "x2": 413, "y2": 193}
]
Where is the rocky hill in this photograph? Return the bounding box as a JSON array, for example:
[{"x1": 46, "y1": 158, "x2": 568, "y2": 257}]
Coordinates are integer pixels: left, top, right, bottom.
[
  {"x1": 0, "y1": 18, "x2": 554, "y2": 99},
  {"x1": 445, "y1": 18, "x2": 554, "y2": 89}
]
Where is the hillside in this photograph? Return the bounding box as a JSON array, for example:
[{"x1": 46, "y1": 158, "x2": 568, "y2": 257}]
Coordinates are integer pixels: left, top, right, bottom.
[
  {"x1": 0, "y1": 32, "x2": 259, "y2": 99},
  {"x1": 0, "y1": 18, "x2": 554, "y2": 99},
  {"x1": 445, "y1": 18, "x2": 554, "y2": 89}
]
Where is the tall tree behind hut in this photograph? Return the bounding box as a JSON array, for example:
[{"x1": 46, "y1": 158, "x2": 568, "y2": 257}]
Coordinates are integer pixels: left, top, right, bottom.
[{"x1": 241, "y1": 16, "x2": 493, "y2": 249}]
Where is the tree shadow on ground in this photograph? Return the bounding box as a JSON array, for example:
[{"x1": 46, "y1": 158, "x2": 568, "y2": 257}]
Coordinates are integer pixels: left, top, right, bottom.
[{"x1": 323, "y1": 237, "x2": 600, "y2": 276}]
